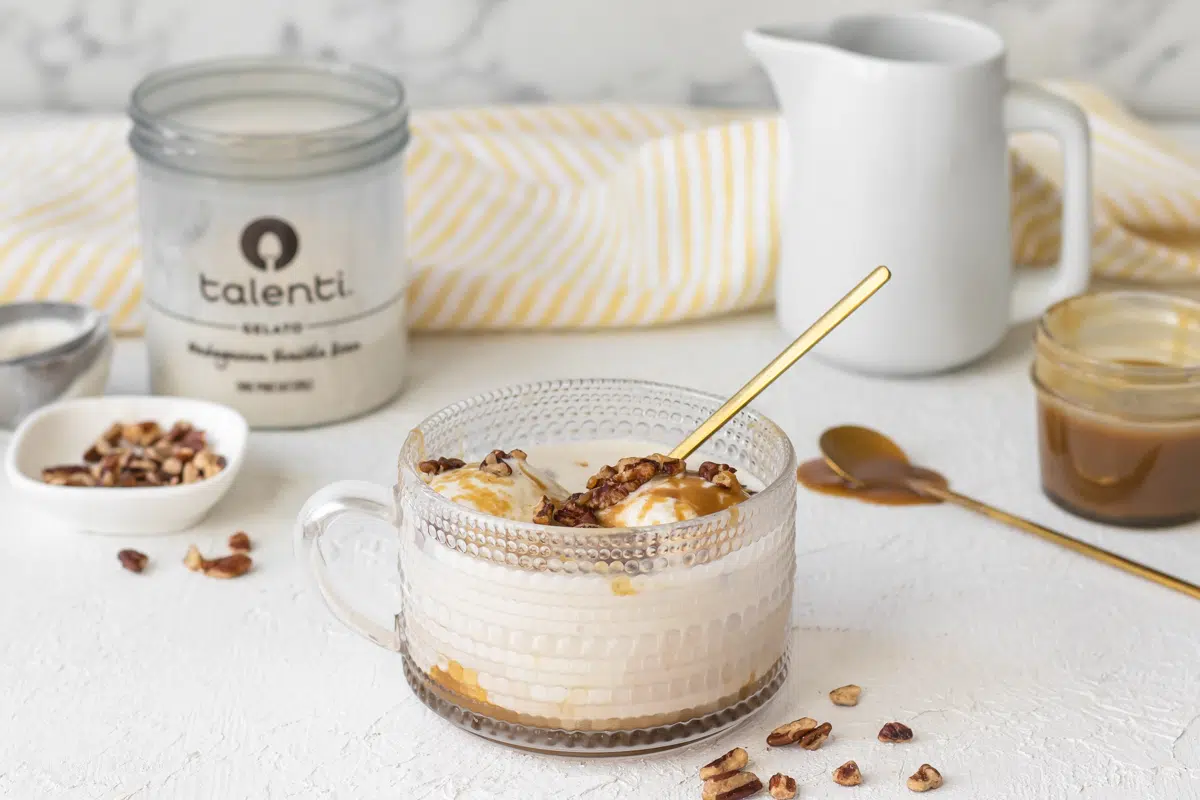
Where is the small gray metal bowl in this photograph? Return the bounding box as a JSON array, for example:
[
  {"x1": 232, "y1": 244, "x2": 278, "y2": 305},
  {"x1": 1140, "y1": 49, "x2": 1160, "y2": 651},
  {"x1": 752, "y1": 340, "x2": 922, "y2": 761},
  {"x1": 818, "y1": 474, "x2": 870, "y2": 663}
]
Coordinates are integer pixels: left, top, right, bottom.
[{"x1": 0, "y1": 302, "x2": 113, "y2": 429}]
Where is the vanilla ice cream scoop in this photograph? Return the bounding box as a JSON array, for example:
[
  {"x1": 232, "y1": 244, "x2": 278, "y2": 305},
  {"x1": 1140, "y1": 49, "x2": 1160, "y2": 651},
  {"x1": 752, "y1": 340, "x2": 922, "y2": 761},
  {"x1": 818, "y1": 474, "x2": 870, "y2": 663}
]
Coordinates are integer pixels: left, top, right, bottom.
[
  {"x1": 597, "y1": 473, "x2": 750, "y2": 527},
  {"x1": 424, "y1": 449, "x2": 569, "y2": 521}
]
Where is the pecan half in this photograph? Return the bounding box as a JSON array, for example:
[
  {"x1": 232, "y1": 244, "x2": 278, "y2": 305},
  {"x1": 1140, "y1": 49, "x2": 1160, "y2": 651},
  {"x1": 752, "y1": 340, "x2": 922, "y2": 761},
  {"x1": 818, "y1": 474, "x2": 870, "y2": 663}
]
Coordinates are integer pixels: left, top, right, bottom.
[
  {"x1": 117, "y1": 549, "x2": 148, "y2": 573},
  {"x1": 878, "y1": 722, "x2": 913, "y2": 743},
  {"x1": 833, "y1": 761, "x2": 862, "y2": 786},
  {"x1": 768, "y1": 773, "x2": 797, "y2": 799},
  {"x1": 417, "y1": 457, "x2": 466, "y2": 476},
  {"x1": 907, "y1": 764, "x2": 942, "y2": 792},
  {"x1": 699, "y1": 747, "x2": 748, "y2": 781},
  {"x1": 702, "y1": 771, "x2": 763, "y2": 800},
  {"x1": 798, "y1": 721, "x2": 832, "y2": 750},
  {"x1": 766, "y1": 717, "x2": 818, "y2": 746},
  {"x1": 228, "y1": 532, "x2": 252, "y2": 552},
  {"x1": 829, "y1": 684, "x2": 862, "y2": 706}
]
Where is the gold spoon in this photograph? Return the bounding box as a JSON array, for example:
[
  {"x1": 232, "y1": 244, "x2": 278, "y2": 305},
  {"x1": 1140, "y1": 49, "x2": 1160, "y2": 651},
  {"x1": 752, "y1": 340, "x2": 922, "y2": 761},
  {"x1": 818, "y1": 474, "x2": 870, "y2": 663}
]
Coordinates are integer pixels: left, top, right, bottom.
[
  {"x1": 819, "y1": 424, "x2": 1200, "y2": 601},
  {"x1": 669, "y1": 266, "x2": 891, "y2": 461}
]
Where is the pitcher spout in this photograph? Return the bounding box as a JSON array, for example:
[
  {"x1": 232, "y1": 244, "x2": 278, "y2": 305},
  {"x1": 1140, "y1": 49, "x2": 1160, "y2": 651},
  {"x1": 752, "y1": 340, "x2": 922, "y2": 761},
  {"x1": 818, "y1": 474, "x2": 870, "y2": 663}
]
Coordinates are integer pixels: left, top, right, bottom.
[{"x1": 744, "y1": 24, "x2": 837, "y2": 104}]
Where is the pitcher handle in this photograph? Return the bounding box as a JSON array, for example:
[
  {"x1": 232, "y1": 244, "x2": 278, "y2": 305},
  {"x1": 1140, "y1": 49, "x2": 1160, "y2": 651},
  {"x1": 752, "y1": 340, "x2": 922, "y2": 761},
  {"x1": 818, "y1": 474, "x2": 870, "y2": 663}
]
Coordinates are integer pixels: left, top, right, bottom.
[
  {"x1": 294, "y1": 480, "x2": 400, "y2": 650},
  {"x1": 1005, "y1": 80, "x2": 1093, "y2": 323}
]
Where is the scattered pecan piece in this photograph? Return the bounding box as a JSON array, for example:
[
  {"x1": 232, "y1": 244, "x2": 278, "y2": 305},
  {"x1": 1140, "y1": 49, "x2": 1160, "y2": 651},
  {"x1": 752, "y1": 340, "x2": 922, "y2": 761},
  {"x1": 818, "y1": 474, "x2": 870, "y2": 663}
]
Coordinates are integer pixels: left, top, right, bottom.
[
  {"x1": 699, "y1": 747, "x2": 749, "y2": 781},
  {"x1": 702, "y1": 771, "x2": 763, "y2": 800},
  {"x1": 202, "y1": 553, "x2": 253, "y2": 579},
  {"x1": 183, "y1": 545, "x2": 205, "y2": 572},
  {"x1": 878, "y1": 722, "x2": 913, "y2": 743},
  {"x1": 117, "y1": 549, "x2": 148, "y2": 574},
  {"x1": 768, "y1": 773, "x2": 797, "y2": 799},
  {"x1": 798, "y1": 721, "x2": 832, "y2": 750},
  {"x1": 829, "y1": 684, "x2": 862, "y2": 706},
  {"x1": 907, "y1": 764, "x2": 942, "y2": 792},
  {"x1": 184, "y1": 544, "x2": 252, "y2": 578},
  {"x1": 479, "y1": 449, "x2": 515, "y2": 477},
  {"x1": 833, "y1": 761, "x2": 862, "y2": 786},
  {"x1": 417, "y1": 457, "x2": 466, "y2": 476},
  {"x1": 766, "y1": 717, "x2": 818, "y2": 746},
  {"x1": 228, "y1": 532, "x2": 252, "y2": 552}
]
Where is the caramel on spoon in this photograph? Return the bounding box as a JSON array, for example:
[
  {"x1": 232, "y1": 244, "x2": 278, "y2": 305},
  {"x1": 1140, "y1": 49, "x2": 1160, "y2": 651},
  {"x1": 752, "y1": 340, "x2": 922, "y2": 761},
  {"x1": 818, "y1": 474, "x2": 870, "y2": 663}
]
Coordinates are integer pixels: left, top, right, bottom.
[{"x1": 818, "y1": 425, "x2": 1200, "y2": 601}]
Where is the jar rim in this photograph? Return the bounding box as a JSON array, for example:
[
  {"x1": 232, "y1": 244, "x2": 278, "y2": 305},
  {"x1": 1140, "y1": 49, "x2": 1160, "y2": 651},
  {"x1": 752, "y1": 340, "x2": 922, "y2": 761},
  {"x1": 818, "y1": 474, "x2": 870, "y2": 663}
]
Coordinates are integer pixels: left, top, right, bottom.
[
  {"x1": 128, "y1": 57, "x2": 409, "y2": 179},
  {"x1": 1036, "y1": 290, "x2": 1200, "y2": 385},
  {"x1": 399, "y1": 377, "x2": 797, "y2": 538}
]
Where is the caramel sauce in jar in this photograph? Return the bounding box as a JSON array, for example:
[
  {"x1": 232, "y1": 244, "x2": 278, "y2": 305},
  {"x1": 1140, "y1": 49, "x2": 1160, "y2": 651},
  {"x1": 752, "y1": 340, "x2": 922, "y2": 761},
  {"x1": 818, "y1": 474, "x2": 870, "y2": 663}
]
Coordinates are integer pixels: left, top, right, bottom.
[{"x1": 1033, "y1": 292, "x2": 1200, "y2": 528}]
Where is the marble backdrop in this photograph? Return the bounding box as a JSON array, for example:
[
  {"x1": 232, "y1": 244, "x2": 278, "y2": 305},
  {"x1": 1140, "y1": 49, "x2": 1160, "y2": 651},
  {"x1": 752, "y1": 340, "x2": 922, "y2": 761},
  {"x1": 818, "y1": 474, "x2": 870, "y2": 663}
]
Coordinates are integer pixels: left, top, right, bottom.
[{"x1": 1, "y1": 0, "x2": 1198, "y2": 115}]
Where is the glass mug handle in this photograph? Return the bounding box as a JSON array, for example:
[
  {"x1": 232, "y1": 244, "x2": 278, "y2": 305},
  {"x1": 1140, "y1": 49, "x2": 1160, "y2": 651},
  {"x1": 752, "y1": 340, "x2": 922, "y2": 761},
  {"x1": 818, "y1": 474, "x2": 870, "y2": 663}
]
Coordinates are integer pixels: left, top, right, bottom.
[{"x1": 294, "y1": 480, "x2": 400, "y2": 650}]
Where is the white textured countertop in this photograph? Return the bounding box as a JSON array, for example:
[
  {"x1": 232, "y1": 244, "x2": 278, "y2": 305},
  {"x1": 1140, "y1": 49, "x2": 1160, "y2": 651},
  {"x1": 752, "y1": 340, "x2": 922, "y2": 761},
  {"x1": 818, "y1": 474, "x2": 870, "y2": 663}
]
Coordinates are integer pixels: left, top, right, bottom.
[{"x1": 2, "y1": 123, "x2": 1200, "y2": 800}]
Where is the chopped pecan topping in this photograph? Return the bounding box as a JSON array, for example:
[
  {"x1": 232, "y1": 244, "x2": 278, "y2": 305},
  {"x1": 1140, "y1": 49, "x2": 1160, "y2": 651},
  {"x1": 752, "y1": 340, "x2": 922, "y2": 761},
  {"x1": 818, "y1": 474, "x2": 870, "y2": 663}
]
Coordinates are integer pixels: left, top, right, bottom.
[
  {"x1": 228, "y1": 532, "x2": 252, "y2": 552},
  {"x1": 766, "y1": 717, "x2": 818, "y2": 746},
  {"x1": 697, "y1": 461, "x2": 731, "y2": 481},
  {"x1": 532, "y1": 496, "x2": 557, "y2": 525},
  {"x1": 798, "y1": 721, "x2": 832, "y2": 750},
  {"x1": 699, "y1": 747, "x2": 749, "y2": 781},
  {"x1": 833, "y1": 761, "x2": 862, "y2": 786},
  {"x1": 768, "y1": 773, "x2": 797, "y2": 799},
  {"x1": 117, "y1": 549, "x2": 148, "y2": 574},
  {"x1": 417, "y1": 457, "x2": 466, "y2": 476},
  {"x1": 580, "y1": 454, "x2": 685, "y2": 511},
  {"x1": 698, "y1": 461, "x2": 742, "y2": 491},
  {"x1": 878, "y1": 722, "x2": 913, "y2": 743},
  {"x1": 479, "y1": 449, "x2": 515, "y2": 477},
  {"x1": 553, "y1": 494, "x2": 601, "y2": 527},
  {"x1": 702, "y1": 771, "x2": 763, "y2": 800},
  {"x1": 829, "y1": 684, "x2": 862, "y2": 706},
  {"x1": 40, "y1": 419, "x2": 225, "y2": 489},
  {"x1": 907, "y1": 764, "x2": 942, "y2": 792}
]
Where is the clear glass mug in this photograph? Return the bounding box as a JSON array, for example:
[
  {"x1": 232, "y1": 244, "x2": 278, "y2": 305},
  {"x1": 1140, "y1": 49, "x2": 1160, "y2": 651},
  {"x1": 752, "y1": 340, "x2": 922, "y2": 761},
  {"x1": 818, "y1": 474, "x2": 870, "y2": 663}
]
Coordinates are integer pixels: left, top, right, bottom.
[{"x1": 294, "y1": 379, "x2": 797, "y2": 754}]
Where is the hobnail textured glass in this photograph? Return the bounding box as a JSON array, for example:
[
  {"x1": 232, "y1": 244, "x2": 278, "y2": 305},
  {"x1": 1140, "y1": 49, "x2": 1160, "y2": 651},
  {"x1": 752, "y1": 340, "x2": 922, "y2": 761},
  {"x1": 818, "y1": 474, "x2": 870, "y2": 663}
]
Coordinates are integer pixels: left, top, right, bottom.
[{"x1": 394, "y1": 379, "x2": 797, "y2": 754}]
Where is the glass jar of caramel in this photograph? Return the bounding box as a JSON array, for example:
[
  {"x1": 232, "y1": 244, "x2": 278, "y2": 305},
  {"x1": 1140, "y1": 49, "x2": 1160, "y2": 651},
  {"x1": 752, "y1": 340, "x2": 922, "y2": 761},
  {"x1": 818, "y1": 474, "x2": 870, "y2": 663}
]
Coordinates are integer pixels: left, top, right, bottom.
[{"x1": 1032, "y1": 291, "x2": 1200, "y2": 527}]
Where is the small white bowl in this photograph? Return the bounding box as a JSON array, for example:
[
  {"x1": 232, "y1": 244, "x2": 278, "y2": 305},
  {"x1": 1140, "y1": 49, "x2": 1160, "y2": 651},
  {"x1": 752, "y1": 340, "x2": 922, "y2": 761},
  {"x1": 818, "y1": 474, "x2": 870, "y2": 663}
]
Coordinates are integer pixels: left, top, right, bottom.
[{"x1": 4, "y1": 395, "x2": 248, "y2": 535}]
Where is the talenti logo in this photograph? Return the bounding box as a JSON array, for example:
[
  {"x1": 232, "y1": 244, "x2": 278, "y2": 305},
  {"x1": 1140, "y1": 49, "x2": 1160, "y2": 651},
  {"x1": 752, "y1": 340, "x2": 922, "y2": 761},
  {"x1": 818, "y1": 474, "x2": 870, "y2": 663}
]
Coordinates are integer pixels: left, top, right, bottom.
[{"x1": 199, "y1": 217, "x2": 351, "y2": 306}]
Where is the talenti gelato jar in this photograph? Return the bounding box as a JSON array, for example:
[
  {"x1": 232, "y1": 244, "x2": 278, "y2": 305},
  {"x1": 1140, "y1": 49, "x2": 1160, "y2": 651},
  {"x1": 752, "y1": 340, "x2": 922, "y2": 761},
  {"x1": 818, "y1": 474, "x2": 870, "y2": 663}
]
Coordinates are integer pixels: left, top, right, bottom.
[
  {"x1": 295, "y1": 379, "x2": 797, "y2": 754},
  {"x1": 128, "y1": 58, "x2": 409, "y2": 428}
]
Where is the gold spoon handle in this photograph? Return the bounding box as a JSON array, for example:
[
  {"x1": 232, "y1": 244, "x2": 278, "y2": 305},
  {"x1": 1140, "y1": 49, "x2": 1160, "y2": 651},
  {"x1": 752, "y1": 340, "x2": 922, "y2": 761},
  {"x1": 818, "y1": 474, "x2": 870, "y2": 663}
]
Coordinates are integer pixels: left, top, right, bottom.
[
  {"x1": 670, "y1": 265, "x2": 891, "y2": 461},
  {"x1": 912, "y1": 479, "x2": 1200, "y2": 601}
]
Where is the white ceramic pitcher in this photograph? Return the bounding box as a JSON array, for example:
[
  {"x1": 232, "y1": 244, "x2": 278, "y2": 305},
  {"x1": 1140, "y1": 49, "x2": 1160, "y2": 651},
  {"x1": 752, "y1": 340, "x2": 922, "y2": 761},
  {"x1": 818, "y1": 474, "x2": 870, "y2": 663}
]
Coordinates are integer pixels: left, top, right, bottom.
[{"x1": 746, "y1": 12, "x2": 1092, "y2": 375}]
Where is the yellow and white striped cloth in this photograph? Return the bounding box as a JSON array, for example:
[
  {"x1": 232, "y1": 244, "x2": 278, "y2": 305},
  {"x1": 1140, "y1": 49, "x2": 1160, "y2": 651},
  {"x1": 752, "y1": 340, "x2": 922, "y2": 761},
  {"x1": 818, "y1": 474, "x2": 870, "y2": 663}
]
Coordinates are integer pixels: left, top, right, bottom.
[{"x1": 1, "y1": 82, "x2": 1198, "y2": 334}]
